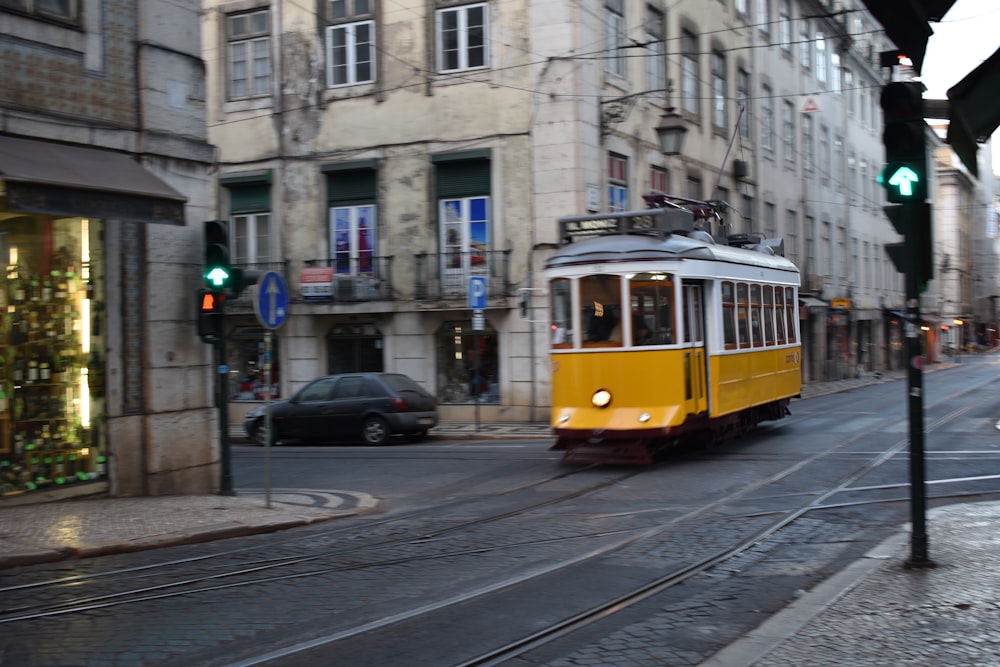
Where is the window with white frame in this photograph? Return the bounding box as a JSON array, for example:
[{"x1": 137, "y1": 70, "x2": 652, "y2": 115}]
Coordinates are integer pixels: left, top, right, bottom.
[
  {"x1": 711, "y1": 50, "x2": 727, "y2": 131},
  {"x1": 0, "y1": 0, "x2": 78, "y2": 20},
  {"x1": 763, "y1": 202, "x2": 776, "y2": 238},
  {"x1": 233, "y1": 213, "x2": 272, "y2": 264},
  {"x1": 758, "y1": 0, "x2": 770, "y2": 35},
  {"x1": 608, "y1": 154, "x2": 628, "y2": 212},
  {"x1": 737, "y1": 68, "x2": 750, "y2": 141},
  {"x1": 604, "y1": 0, "x2": 625, "y2": 77},
  {"x1": 681, "y1": 30, "x2": 699, "y2": 116},
  {"x1": 802, "y1": 113, "x2": 814, "y2": 173},
  {"x1": 437, "y1": 2, "x2": 487, "y2": 73},
  {"x1": 831, "y1": 52, "x2": 841, "y2": 92},
  {"x1": 735, "y1": 0, "x2": 748, "y2": 16},
  {"x1": 815, "y1": 33, "x2": 827, "y2": 84},
  {"x1": 325, "y1": 0, "x2": 375, "y2": 87},
  {"x1": 761, "y1": 84, "x2": 774, "y2": 151},
  {"x1": 779, "y1": 0, "x2": 791, "y2": 52},
  {"x1": 783, "y1": 100, "x2": 796, "y2": 168},
  {"x1": 227, "y1": 9, "x2": 271, "y2": 100},
  {"x1": 646, "y1": 5, "x2": 665, "y2": 94},
  {"x1": 330, "y1": 205, "x2": 376, "y2": 274},
  {"x1": 440, "y1": 197, "x2": 489, "y2": 272},
  {"x1": 799, "y1": 20, "x2": 811, "y2": 70}
]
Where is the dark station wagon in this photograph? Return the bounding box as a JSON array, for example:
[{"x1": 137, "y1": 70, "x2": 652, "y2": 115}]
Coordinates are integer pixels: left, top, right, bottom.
[{"x1": 244, "y1": 372, "x2": 439, "y2": 446}]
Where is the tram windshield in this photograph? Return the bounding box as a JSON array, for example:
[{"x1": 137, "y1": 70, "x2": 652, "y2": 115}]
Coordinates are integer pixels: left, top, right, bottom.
[{"x1": 549, "y1": 272, "x2": 677, "y2": 349}]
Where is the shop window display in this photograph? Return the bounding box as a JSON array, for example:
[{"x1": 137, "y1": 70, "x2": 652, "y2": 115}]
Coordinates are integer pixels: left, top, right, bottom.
[
  {"x1": 0, "y1": 216, "x2": 106, "y2": 495},
  {"x1": 228, "y1": 327, "x2": 280, "y2": 401},
  {"x1": 436, "y1": 321, "x2": 498, "y2": 404}
]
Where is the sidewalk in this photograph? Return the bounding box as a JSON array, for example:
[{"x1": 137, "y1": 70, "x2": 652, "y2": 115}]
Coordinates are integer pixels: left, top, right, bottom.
[{"x1": 4, "y1": 364, "x2": 998, "y2": 665}]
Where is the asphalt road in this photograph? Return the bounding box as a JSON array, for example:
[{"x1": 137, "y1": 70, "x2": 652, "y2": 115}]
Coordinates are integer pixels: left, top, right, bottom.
[{"x1": 2, "y1": 356, "x2": 1000, "y2": 667}]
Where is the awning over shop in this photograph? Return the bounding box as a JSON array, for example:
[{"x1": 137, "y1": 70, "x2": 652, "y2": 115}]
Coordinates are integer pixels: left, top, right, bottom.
[
  {"x1": 799, "y1": 295, "x2": 828, "y2": 309},
  {"x1": 0, "y1": 135, "x2": 186, "y2": 225}
]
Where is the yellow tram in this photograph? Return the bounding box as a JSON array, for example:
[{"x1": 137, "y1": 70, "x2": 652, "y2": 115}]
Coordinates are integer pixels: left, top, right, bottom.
[{"x1": 545, "y1": 197, "x2": 801, "y2": 464}]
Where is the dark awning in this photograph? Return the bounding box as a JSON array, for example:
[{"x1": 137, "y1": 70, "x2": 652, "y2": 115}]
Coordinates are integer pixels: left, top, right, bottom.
[
  {"x1": 0, "y1": 135, "x2": 186, "y2": 225},
  {"x1": 799, "y1": 296, "x2": 828, "y2": 309}
]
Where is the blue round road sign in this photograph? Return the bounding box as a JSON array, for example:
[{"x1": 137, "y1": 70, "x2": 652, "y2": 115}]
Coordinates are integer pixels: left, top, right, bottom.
[{"x1": 254, "y1": 271, "x2": 289, "y2": 330}]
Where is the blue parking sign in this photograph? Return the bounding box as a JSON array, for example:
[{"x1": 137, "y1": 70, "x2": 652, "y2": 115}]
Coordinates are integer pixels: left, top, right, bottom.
[{"x1": 468, "y1": 276, "x2": 487, "y2": 309}]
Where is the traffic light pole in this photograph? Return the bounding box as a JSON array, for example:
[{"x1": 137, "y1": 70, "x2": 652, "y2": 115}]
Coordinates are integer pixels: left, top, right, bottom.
[
  {"x1": 902, "y1": 274, "x2": 932, "y2": 568},
  {"x1": 215, "y1": 297, "x2": 234, "y2": 496}
]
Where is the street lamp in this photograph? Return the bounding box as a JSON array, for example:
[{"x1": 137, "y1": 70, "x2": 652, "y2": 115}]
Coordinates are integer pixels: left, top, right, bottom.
[{"x1": 655, "y1": 107, "x2": 688, "y2": 156}]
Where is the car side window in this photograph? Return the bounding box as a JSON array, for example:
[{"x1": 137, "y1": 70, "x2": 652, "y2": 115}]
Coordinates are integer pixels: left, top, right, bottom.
[
  {"x1": 332, "y1": 376, "x2": 366, "y2": 399},
  {"x1": 300, "y1": 378, "x2": 337, "y2": 402}
]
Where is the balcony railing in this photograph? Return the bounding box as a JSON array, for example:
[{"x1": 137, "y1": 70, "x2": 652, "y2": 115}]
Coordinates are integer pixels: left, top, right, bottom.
[
  {"x1": 414, "y1": 250, "x2": 512, "y2": 300},
  {"x1": 302, "y1": 255, "x2": 394, "y2": 302}
]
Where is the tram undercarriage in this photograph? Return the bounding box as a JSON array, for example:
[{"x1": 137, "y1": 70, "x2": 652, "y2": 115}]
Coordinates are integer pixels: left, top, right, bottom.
[{"x1": 551, "y1": 398, "x2": 793, "y2": 465}]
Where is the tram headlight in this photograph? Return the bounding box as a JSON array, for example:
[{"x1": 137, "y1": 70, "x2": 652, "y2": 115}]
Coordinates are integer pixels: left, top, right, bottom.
[
  {"x1": 639, "y1": 412, "x2": 651, "y2": 423},
  {"x1": 591, "y1": 389, "x2": 612, "y2": 408}
]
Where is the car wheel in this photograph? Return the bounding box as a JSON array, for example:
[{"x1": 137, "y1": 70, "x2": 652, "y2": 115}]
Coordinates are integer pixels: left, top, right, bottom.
[
  {"x1": 253, "y1": 419, "x2": 277, "y2": 446},
  {"x1": 362, "y1": 416, "x2": 391, "y2": 445}
]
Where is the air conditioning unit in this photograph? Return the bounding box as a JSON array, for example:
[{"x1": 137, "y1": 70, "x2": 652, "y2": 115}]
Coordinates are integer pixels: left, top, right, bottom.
[{"x1": 334, "y1": 276, "x2": 373, "y2": 301}]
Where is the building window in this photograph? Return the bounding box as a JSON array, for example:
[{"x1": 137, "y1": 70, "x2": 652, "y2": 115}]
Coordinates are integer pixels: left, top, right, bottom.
[
  {"x1": 0, "y1": 0, "x2": 77, "y2": 21},
  {"x1": 330, "y1": 206, "x2": 375, "y2": 275},
  {"x1": 227, "y1": 9, "x2": 271, "y2": 100},
  {"x1": 711, "y1": 50, "x2": 727, "y2": 131},
  {"x1": 737, "y1": 68, "x2": 751, "y2": 141},
  {"x1": 734, "y1": 0, "x2": 748, "y2": 17},
  {"x1": 650, "y1": 165, "x2": 667, "y2": 194},
  {"x1": 223, "y1": 179, "x2": 272, "y2": 264},
  {"x1": 783, "y1": 100, "x2": 796, "y2": 168},
  {"x1": 785, "y1": 209, "x2": 798, "y2": 264},
  {"x1": 815, "y1": 33, "x2": 827, "y2": 84},
  {"x1": 758, "y1": 0, "x2": 771, "y2": 35},
  {"x1": 802, "y1": 113, "x2": 814, "y2": 173},
  {"x1": 328, "y1": 323, "x2": 384, "y2": 375},
  {"x1": 646, "y1": 5, "x2": 665, "y2": 94},
  {"x1": 779, "y1": 0, "x2": 791, "y2": 52},
  {"x1": 608, "y1": 154, "x2": 628, "y2": 212},
  {"x1": 437, "y1": 2, "x2": 487, "y2": 73},
  {"x1": 437, "y1": 322, "x2": 499, "y2": 404},
  {"x1": 325, "y1": 0, "x2": 375, "y2": 87},
  {"x1": 763, "y1": 202, "x2": 776, "y2": 238},
  {"x1": 441, "y1": 196, "x2": 489, "y2": 273},
  {"x1": 686, "y1": 174, "x2": 702, "y2": 201},
  {"x1": 229, "y1": 328, "x2": 281, "y2": 401},
  {"x1": 761, "y1": 84, "x2": 774, "y2": 151},
  {"x1": 831, "y1": 52, "x2": 841, "y2": 92},
  {"x1": 844, "y1": 69, "x2": 854, "y2": 115},
  {"x1": 799, "y1": 20, "x2": 811, "y2": 70},
  {"x1": 681, "y1": 30, "x2": 699, "y2": 116},
  {"x1": 604, "y1": 0, "x2": 626, "y2": 77},
  {"x1": 820, "y1": 125, "x2": 830, "y2": 180}
]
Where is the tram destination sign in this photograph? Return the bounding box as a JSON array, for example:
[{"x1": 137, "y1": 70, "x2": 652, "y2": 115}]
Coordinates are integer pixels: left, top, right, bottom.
[{"x1": 558, "y1": 208, "x2": 693, "y2": 242}]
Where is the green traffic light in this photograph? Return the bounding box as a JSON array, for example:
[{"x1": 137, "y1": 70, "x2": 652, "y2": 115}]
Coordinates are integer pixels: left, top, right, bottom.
[
  {"x1": 205, "y1": 266, "x2": 231, "y2": 287},
  {"x1": 887, "y1": 165, "x2": 920, "y2": 198}
]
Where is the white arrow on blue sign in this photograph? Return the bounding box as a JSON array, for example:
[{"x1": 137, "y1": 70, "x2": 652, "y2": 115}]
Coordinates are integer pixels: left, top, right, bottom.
[
  {"x1": 468, "y1": 276, "x2": 487, "y2": 310},
  {"x1": 254, "y1": 271, "x2": 289, "y2": 330}
]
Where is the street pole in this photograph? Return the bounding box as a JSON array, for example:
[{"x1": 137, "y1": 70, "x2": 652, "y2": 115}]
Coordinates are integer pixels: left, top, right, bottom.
[
  {"x1": 217, "y1": 297, "x2": 234, "y2": 496},
  {"x1": 904, "y1": 274, "x2": 932, "y2": 568}
]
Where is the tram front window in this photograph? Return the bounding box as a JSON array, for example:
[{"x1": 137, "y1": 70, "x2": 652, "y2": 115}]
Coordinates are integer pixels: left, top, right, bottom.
[
  {"x1": 580, "y1": 274, "x2": 621, "y2": 346},
  {"x1": 550, "y1": 278, "x2": 574, "y2": 348},
  {"x1": 630, "y1": 272, "x2": 675, "y2": 345}
]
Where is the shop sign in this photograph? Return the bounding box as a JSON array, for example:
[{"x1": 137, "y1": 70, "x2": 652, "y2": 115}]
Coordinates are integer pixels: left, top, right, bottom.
[
  {"x1": 831, "y1": 297, "x2": 851, "y2": 310},
  {"x1": 300, "y1": 266, "x2": 334, "y2": 301}
]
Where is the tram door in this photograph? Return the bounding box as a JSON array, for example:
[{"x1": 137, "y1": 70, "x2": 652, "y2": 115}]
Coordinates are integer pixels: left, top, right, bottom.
[{"x1": 681, "y1": 281, "x2": 707, "y2": 415}]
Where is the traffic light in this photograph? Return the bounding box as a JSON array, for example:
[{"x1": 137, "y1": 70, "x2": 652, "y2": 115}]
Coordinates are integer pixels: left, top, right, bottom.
[
  {"x1": 204, "y1": 220, "x2": 231, "y2": 289},
  {"x1": 879, "y1": 81, "x2": 928, "y2": 203},
  {"x1": 197, "y1": 288, "x2": 224, "y2": 343},
  {"x1": 884, "y1": 202, "x2": 933, "y2": 292}
]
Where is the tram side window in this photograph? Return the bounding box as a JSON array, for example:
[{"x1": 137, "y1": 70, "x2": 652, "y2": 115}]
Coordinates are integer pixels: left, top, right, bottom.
[
  {"x1": 722, "y1": 281, "x2": 737, "y2": 349},
  {"x1": 629, "y1": 272, "x2": 673, "y2": 345},
  {"x1": 775, "y1": 286, "x2": 787, "y2": 343},
  {"x1": 550, "y1": 278, "x2": 574, "y2": 348},
  {"x1": 763, "y1": 286, "x2": 776, "y2": 345},
  {"x1": 737, "y1": 282, "x2": 751, "y2": 348},
  {"x1": 785, "y1": 287, "x2": 797, "y2": 343},
  {"x1": 581, "y1": 274, "x2": 621, "y2": 346},
  {"x1": 750, "y1": 284, "x2": 763, "y2": 347},
  {"x1": 683, "y1": 282, "x2": 703, "y2": 343}
]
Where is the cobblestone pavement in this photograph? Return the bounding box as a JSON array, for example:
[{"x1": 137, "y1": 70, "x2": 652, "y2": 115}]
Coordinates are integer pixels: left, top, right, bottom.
[{"x1": 4, "y1": 361, "x2": 998, "y2": 666}]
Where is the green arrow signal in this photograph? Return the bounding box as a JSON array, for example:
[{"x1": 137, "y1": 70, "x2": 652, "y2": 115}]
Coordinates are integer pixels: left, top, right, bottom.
[
  {"x1": 887, "y1": 165, "x2": 920, "y2": 198},
  {"x1": 205, "y1": 267, "x2": 231, "y2": 287}
]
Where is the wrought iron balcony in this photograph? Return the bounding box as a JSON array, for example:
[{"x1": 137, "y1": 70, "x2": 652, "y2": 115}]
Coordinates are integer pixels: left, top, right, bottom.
[
  {"x1": 414, "y1": 249, "x2": 512, "y2": 301},
  {"x1": 301, "y1": 255, "x2": 394, "y2": 303}
]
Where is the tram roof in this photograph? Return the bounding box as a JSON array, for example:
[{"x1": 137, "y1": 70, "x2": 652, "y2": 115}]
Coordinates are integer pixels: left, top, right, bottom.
[{"x1": 544, "y1": 228, "x2": 798, "y2": 273}]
